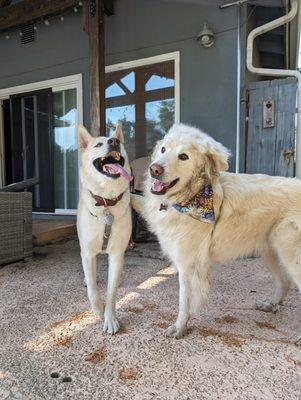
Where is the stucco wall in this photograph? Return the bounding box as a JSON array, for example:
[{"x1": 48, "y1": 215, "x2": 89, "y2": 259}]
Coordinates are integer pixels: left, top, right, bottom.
[{"x1": 0, "y1": 0, "x2": 243, "y2": 171}]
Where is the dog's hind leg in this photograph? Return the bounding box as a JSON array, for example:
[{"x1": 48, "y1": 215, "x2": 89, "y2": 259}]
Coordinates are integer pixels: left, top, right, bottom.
[
  {"x1": 103, "y1": 252, "x2": 124, "y2": 334},
  {"x1": 81, "y1": 252, "x2": 104, "y2": 317},
  {"x1": 256, "y1": 249, "x2": 290, "y2": 313},
  {"x1": 270, "y1": 218, "x2": 301, "y2": 345}
]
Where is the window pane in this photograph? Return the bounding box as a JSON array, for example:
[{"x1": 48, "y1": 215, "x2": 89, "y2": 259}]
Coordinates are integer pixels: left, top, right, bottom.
[
  {"x1": 121, "y1": 72, "x2": 135, "y2": 93},
  {"x1": 53, "y1": 88, "x2": 78, "y2": 210},
  {"x1": 145, "y1": 75, "x2": 174, "y2": 91},
  {"x1": 146, "y1": 99, "x2": 175, "y2": 154},
  {"x1": 105, "y1": 83, "x2": 125, "y2": 98},
  {"x1": 106, "y1": 105, "x2": 136, "y2": 161}
]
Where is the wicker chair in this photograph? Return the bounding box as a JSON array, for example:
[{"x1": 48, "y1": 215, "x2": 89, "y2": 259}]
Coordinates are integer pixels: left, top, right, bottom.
[{"x1": 0, "y1": 179, "x2": 36, "y2": 266}]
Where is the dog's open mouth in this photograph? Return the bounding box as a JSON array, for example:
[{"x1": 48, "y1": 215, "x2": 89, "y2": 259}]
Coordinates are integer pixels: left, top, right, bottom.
[
  {"x1": 151, "y1": 178, "x2": 179, "y2": 195},
  {"x1": 93, "y1": 151, "x2": 132, "y2": 181}
]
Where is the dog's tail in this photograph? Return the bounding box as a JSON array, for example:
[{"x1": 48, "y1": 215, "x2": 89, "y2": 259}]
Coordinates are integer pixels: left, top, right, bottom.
[{"x1": 189, "y1": 245, "x2": 211, "y2": 314}]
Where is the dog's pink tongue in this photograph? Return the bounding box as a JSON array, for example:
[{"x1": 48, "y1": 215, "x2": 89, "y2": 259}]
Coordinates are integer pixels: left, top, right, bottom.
[
  {"x1": 104, "y1": 163, "x2": 133, "y2": 181},
  {"x1": 152, "y1": 179, "x2": 165, "y2": 192}
]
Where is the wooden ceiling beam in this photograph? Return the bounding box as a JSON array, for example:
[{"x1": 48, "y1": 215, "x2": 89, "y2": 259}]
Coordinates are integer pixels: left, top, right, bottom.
[
  {"x1": 0, "y1": 0, "x2": 79, "y2": 32},
  {"x1": 0, "y1": 0, "x2": 114, "y2": 33}
]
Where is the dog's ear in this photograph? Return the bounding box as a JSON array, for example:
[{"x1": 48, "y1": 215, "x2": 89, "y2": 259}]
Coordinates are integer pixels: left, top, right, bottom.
[
  {"x1": 113, "y1": 123, "x2": 124, "y2": 143},
  {"x1": 206, "y1": 140, "x2": 230, "y2": 175},
  {"x1": 78, "y1": 125, "x2": 92, "y2": 151}
]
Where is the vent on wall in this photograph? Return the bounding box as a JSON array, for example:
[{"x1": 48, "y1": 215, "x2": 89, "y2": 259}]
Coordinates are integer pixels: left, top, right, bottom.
[{"x1": 20, "y1": 24, "x2": 36, "y2": 45}]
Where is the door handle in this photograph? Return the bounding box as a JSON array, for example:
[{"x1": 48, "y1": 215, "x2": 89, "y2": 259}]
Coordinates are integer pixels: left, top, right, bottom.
[{"x1": 282, "y1": 149, "x2": 295, "y2": 164}]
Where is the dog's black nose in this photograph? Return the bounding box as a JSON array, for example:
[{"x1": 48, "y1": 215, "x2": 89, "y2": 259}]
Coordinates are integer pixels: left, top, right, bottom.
[
  {"x1": 150, "y1": 163, "x2": 164, "y2": 177},
  {"x1": 108, "y1": 137, "x2": 120, "y2": 147}
]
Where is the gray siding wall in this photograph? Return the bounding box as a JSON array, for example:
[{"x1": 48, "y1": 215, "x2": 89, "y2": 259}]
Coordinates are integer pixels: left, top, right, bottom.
[{"x1": 0, "y1": 0, "x2": 242, "y2": 171}]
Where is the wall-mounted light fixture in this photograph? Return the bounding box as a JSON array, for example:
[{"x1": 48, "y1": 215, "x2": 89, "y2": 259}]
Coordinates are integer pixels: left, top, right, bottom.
[{"x1": 197, "y1": 21, "x2": 215, "y2": 48}]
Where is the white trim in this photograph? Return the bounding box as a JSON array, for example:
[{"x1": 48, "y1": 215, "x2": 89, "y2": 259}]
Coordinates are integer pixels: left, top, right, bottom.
[
  {"x1": 105, "y1": 52, "x2": 180, "y2": 123},
  {"x1": 55, "y1": 209, "x2": 77, "y2": 215},
  {"x1": 33, "y1": 211, "x2": 76, "y2": 216},
  {"x1": 0, "y1": 74, "x2": 83, "y2": 100}
]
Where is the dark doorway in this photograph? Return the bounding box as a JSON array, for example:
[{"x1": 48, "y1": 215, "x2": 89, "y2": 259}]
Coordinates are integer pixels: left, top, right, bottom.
[{"x1": 7, "y1": 89, "x2": 54, "y2": 212}]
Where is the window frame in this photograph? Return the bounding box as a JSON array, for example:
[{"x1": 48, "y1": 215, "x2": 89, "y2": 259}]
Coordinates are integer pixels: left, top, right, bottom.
[{"x1": 105, "y1": 52, "x2": 180, "y2": 125}]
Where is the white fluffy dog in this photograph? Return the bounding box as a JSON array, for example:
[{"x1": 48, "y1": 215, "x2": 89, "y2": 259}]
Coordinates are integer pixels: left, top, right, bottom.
[
  {"x1": 77, "y1": 125, "x2": 132, "y2": 334},
  {"x1": 132, "y1": 123, "x2": 301, "y2": 343}
]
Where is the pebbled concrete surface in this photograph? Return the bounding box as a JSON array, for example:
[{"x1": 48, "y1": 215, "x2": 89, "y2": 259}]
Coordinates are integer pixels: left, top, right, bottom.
[{"x1": 0, "y1": 238, "x2": 300, "y2": 400}]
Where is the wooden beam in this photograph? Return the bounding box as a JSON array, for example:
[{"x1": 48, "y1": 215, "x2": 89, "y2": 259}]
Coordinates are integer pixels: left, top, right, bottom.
[
  {"x1": 106, "y1": 87, "x2": 175, "y2": 109},
  {"x1": 82, "y1": 0, "x2": 89, "y2": 33},
  {"x1": 89, "y1": 0, "x2": 106, "y2": 137},
  {"x1": 0, "y1": 0, "x2": 79, "y2": 33}
]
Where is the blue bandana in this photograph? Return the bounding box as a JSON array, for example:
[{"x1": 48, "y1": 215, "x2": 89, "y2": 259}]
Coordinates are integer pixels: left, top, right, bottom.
[{"x1": 172, "y1": 184, "x2": 215, "y2": 223}]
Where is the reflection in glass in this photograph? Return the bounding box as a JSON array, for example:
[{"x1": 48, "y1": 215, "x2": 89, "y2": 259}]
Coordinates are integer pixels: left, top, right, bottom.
[
  {"x1": 105, "y1": 83, "x2": 125, "y2": 98},
  {"x1": 145, "y1": 75, "x2": 174, "y2": 91},
  {"x1": 53, "y1": 88, "x2": 78, "y2": 210},
  {"x1": 146, "y1": 99, "x2": 175, "y2": 154},
  {"x1": 106, "y1": 105, "x2": 136, "y2": 161},
  {"x1": 105, "y1": 61, "x2": 175, "y2": 161},
  {"x1": 121, "y1": 72, "x2": 135, "y2": 93}
]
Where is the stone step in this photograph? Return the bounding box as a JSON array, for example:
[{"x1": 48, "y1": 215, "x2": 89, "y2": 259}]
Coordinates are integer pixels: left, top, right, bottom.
[{"x1": 33, "y1": 219, "x2": 77, "y2": 245}]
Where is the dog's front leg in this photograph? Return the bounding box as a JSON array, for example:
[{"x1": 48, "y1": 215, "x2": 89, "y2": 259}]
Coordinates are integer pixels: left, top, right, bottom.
[
  {"x1": 103, "y1": 252, "x2": 124, "y2": 334},
  {"x1": 81, "y1": 253, "x2": 104, "y2": 317},
  {"x1": 164, "y1": 269, "x2": 190, "y2": 339}
]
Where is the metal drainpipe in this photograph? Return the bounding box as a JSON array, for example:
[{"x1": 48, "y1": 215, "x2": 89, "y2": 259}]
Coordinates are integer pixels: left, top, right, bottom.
[
  {"x1": 236, "y1": 6, "x2": 241, "y2": 173},
  {"x1": 220, "y1": 0, "x2": 249, "y2": 173},
  {"x1": 246, "y1": 0, "x2": 301, "y2": 178}
]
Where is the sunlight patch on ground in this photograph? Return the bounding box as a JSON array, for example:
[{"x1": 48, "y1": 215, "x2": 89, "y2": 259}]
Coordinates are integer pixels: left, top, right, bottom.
[
  {"x1": 24, "y1": 310, "x2": 97, "y2": 352},
  {"x1": 116, "y1": 291, "x2": 141, "y2": 309},
  {"x1": 24, "y1": 268, "x2": 174, "y2": 352},
  {"x1": 137, "y1": 275, "x2": 169, "y2": 290},
  {"x1": 156, "y1": 265, "x2": 176, "y2": 276}
]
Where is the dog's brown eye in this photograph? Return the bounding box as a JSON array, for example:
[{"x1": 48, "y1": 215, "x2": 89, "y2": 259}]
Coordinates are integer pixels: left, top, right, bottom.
[
  {"x1": 161, "y1": 147, "x2": 166, "y2": 154},
  {"x1": 178, "y1": 153, "x2": 189, "y2": 160},
  {"x1": 94, "y1": 142, "x2": 103, "y2": 148}
]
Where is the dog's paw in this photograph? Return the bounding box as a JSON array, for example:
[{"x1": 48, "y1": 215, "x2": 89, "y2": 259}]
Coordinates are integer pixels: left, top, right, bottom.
[
  {"x1": 164, "y1": 324, "x2": 187, "y2": 339},
  {"x1": 255, "y1": 300, "x2": 279, "y2": 313},
  {"x1": 92, "y1": 300, "x2": 104, "y2": 318},
  {"x1": 295, "y1": 337, "x2": 301, "y2": 347},
  {"x1": 103, "y1": 315, "x2": 120, "y2": 335}
]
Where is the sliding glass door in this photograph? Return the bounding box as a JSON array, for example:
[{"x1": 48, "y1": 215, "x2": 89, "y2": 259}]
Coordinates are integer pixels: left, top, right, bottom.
[
  {"x1": 9, "y1": 89, "x2": 54, "y2": 212},
  {"x1": 53, "y1": 88, "x2": 78, "y2": 212}
]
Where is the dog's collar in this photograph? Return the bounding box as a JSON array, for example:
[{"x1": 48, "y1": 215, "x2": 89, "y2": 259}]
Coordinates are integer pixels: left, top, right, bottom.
[
  {"x1": 90, "y1": 191, "x2": 124, "y2": 207},
  {"x1": 160, "y1": 184, "x2": 215, "y2": 224}
]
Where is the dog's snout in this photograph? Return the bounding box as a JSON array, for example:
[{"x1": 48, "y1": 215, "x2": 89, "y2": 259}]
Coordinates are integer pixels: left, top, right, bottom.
[
  {"x1": 108, "y1": 137, "x2": 120, "y2": 147},
  {"x1": 150, "y1": 163, "x2": 164, "y2": 177}
]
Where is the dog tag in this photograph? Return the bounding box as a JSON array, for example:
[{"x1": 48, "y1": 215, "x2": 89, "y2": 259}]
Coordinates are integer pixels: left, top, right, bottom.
[{"x1": 103, "y1": 209, "x2": 114, "y2": 225}]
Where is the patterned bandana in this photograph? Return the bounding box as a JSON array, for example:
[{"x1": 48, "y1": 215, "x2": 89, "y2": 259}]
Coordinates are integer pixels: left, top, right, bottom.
[{"x1": 172, "y1": 184, "x2": 215, "y2": 223}]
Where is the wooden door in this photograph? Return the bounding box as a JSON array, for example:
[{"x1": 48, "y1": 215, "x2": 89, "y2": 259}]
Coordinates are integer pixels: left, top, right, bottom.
[{"x1": 245, "y1": 77, "x2": 296, "y2": 177}]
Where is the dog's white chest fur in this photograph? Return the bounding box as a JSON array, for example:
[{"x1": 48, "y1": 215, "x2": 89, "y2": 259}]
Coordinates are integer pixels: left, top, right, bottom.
[
  {"x1": 77, "y1": 190, "x2": 131, "y2": 256},
  {"x1": 76, "y1": 124, "x2": 132, "y2": 335}
]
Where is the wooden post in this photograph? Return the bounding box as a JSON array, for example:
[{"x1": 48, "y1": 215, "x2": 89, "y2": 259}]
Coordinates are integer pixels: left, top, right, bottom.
[
  {"x1": 135, "y1": 69, "x2": 147, "y2": 159},
  {"x1": 89, "y1": 0, "x2": 106, "y2": 137}
]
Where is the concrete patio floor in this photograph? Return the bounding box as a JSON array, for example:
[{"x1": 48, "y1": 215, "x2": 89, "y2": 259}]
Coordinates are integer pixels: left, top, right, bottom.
[{"x1": 0, "y1": 238, "x2": 300, "y2": 400}]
